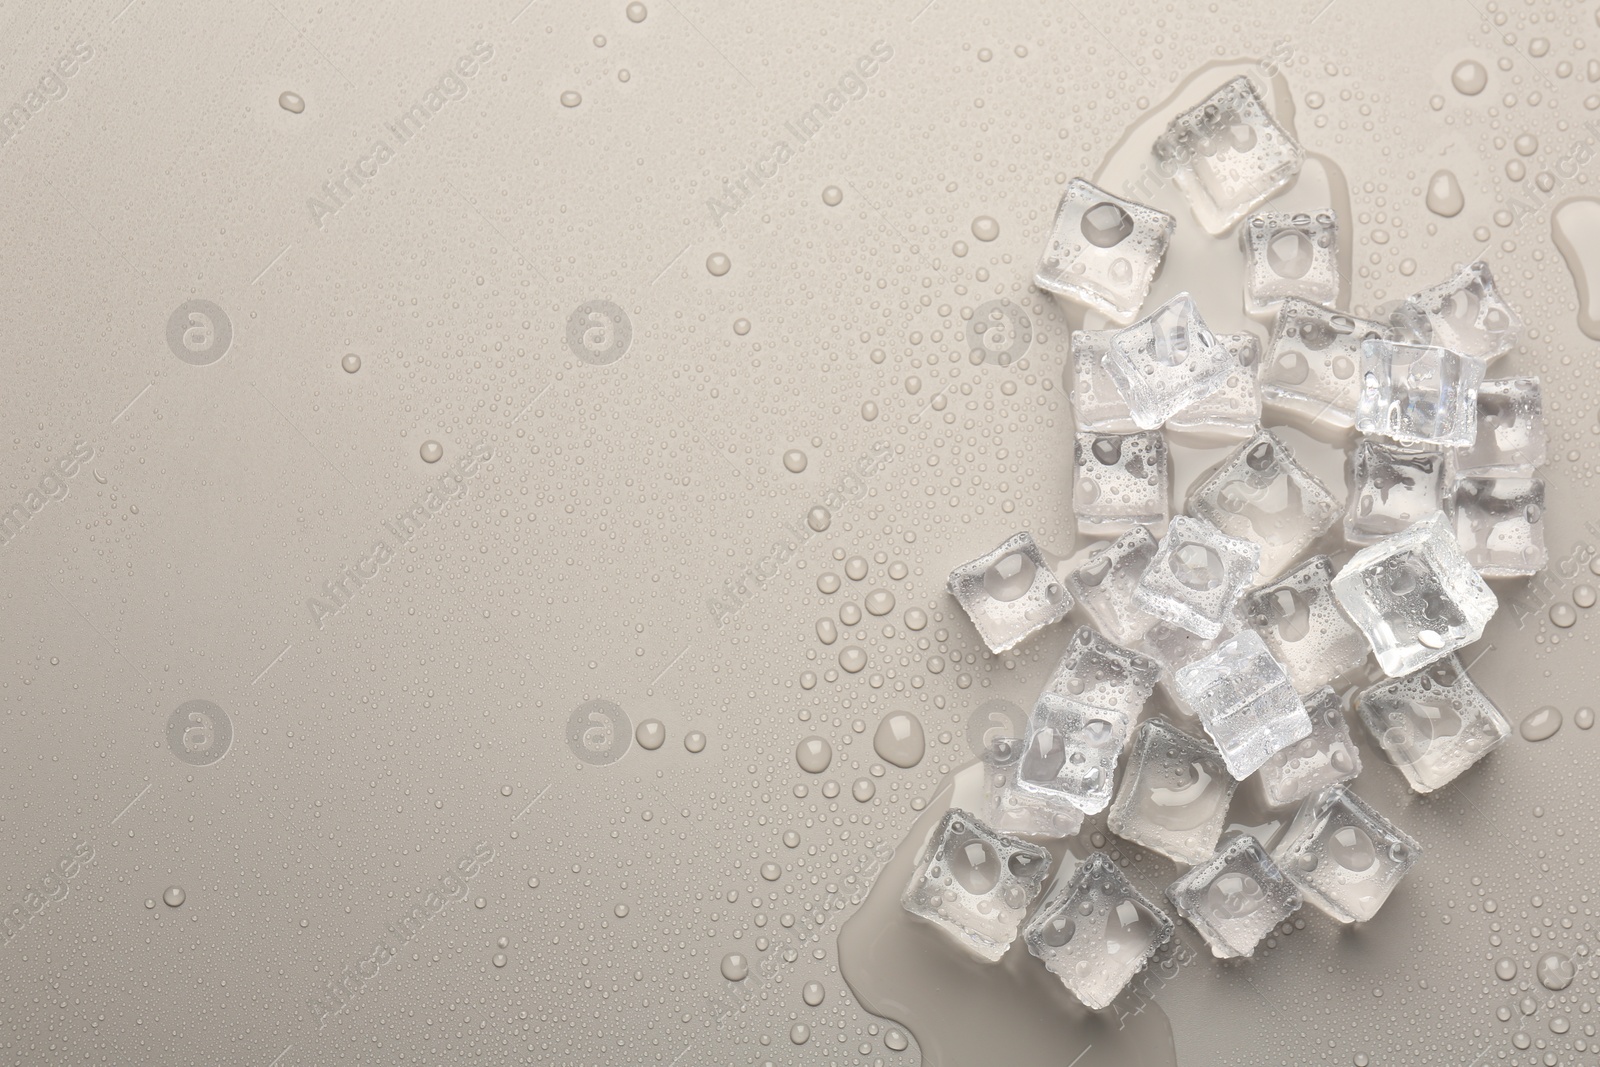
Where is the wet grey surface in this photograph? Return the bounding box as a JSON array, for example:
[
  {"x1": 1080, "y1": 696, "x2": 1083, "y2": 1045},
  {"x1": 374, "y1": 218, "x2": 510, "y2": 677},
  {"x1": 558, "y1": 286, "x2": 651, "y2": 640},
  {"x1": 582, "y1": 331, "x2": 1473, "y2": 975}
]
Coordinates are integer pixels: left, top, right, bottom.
[{"x1": 3, "y1": 1, "x2": 1600, "y2": 1065}]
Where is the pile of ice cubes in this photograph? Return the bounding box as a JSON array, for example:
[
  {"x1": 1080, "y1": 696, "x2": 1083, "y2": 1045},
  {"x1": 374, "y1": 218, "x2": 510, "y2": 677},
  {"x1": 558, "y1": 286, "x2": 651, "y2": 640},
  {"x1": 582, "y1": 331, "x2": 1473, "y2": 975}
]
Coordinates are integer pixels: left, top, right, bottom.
[{"x1": 913, "y1": 74, "x2": 1538, "y2": 1009}]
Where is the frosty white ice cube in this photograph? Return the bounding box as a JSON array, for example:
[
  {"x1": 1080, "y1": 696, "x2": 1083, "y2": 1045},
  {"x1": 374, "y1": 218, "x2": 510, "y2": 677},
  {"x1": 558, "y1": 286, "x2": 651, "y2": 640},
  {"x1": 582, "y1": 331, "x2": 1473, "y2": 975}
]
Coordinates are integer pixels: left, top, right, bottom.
[
  {"x1": 1240, "y1": 555, "x2": 1371, "y2": 691},
  {"x1": 901, "y1": 808, "x2": 1053, "y2": 961},
  {"x1": 1023, "y1": 851, "x2": 1174, "y2": 1010},
  {"x1": 1134, "y1": 515, "x2": 1261, "y2": 639},
  {"x1": 1036, "y1": 179, "x2": 1176, "y2": 324},
  {"x1": 977, "y1": 736, "x2": 1085, "y2": 840},
  {"x1": 1455, "y1": 376, "x2": 1545, "y2": 473},
  {"x1": 1355, "y1": 654, "x2": 1510, "y2": 793},
  {"x1": 1068, "y1": 526, "x2": 1159, "y2": 646},
  {"x1": 1042, "y1": 625, "x2": 1160, "y2": 726},
  {"x1": 1164, "y1": 331, "x2": 1264, "y2": 439},
  {"x1": 1166, "y1": 834, "x2": 1301, "y2": 958},
  {"x1": 1173, "y1": 630, "x2": 1311, "y2": 779},
  {"x1": 1107, "y1": 718, "x2": 1236, "y2": 864},
  {"x1": 1330, "y1": 514, "x2": 1497, "y2": 677},
  {"x1": 1391, "y1": 260, "x2": 1522, "y2": 364},
  {"x1": 1070, "y1": 329, "x2": 1138, "y2": 433},
  {"x1": 1255, "y1": 685, "x2": 1362, "y2": 807},
  {"x1": 1105, "y1": 292, "x2": 1233, "y2": 430},
  {"x1": 1187, "y1": 428, "x2": 1340, "y2": 579},
  {"x1": 1453, "y1": 475, "x2": 1546, "y2": 578},
  {"x1": 1344, "y1": 439, "x2": 1448, "y2": 546},
  {"x1": 1151, "y1": 75, "x2": 1305, "y2": 235},
  {"x1": 1271, "y1": 784, "x2": 1422, "y2": 923},
  {"x1": 1016, "y1": 692, "x2": 1129, "y2": 816},
  {"x1": 947, "y1": 532, "x2": 1072, "y2": 653},
  {"x1": 1073, "y1": 430, "x2": 1170, "y2": 532},
  {"x1": 1260, "y1": 299, "x2": 1393, "y2": 431},
  {"x1": 1240, "y1": 209, "x2": 1341, "y2": 315},
  {"x1": 1356, "y1": 338, "x2": 1486, "y2": 448}
]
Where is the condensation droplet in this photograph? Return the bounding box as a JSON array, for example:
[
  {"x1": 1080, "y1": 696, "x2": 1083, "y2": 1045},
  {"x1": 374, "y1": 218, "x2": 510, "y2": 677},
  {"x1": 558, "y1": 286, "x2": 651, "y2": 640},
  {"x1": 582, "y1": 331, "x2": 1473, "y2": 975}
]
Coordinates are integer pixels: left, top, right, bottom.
[
  {"x1": 559, "y1": 90, "x2": 582, "y2": 108},
  {"x1": 796, "y1": 737, "x2": 833, "y2": 773},
  {"x1": 851, "y1": 778, "x2": 875, "y2": 802},
  {"x1": 873, "y1": 711, "x2": 926, "y2": 768},
  {"x1": 720, "y1": 952, "x2": 749, "y2": 981},
  {"x1": 1576, "y1": 707, "x2": 1595, "y2": 729},
  {"x1": 1425, "y1": 170, "x2": 1464, "y2": 217},
  {"x1": 163, "y1": 886, "x2": 186, "y2": 908},
  {"x1": 626, "y1": 1, "x2": 647, "y2": 21},
  {"x1": 706, "y1": 252, "x2": 731, "y2": 276},
  {"x1": 1519, "y1": 706, "x2": 1562, "y2": 742},
  {"x1": 807, "y1": 506, "x2": 832, "y2": 532},
  {"x1": 341, "y1": 353, "x2": 361, "y2": 373},
  {"x1": 684, "y1": 730, "x2": 706, "y2": 753},
  {"x1": 419, "y1": 440, "x2": 443, "y2": 463},
  {"x1": 822, "y1": 185, "x2": 843, "y2": 206},
  {"x1": 971, "y1": 216, "x2": 999, "y2": 241},
  {"x1": 279, "y1": 91, "x2": 305, "y2": 113},
  {"x1": 802, "y1": 980, "x2": 825, "y2": 1006},
  {"x1": 1452, "y1": 59, "x2": 1488, "y2": 95},
  {"x1": 1551, "y1": 603, "x2": 1577, "y2": 628},
  {"x1": 635, "y1": 720, "x2": 665, "y2": 750}
]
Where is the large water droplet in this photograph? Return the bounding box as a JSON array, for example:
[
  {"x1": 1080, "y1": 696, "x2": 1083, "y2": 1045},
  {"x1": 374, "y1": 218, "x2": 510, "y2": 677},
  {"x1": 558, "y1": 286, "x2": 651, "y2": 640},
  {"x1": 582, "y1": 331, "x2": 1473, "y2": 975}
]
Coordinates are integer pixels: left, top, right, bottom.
[
  {"x1": 1552, "y1": 198, "x2": 1600, "y2": 341},
  {"x1": 1327, "y1": 825, "x2": 1377, "y2": 874},
  {"x1": 984, "y1": 551, "x2": 1037, "y2": 602},
  {"x1": 796, "y1": 737, "x2": 833, "y2": 773},
  {"x1": 873, "y1": 712, "x2": 926, "y2": 768},
  {"x1": 1170, "y1": 542, "x2": 1224, "y2": 591},
  {"x1": 1425, "y1": 170, "x2": 1465, "y2": 217},
  {"x1": 1081, "y1": 201, "x2": 1134, "y2": 248}
]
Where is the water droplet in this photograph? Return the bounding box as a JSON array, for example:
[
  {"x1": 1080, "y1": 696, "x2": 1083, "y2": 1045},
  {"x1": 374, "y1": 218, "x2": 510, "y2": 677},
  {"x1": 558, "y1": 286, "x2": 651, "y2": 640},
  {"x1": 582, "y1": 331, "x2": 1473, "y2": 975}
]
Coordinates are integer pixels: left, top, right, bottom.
[
  {"x1": 802, "y1": 980, "x2": 825, "y2": 1006},
  {"x1": 1080, "y1": 202, "x2": 1133, "y2": 248},
  {"x1": 885, "y1": 1029, "x2": 909, "y2": 1051},
  {"x1": 419, "y1": 440, "x2": 443, "y2": 463},
  {"x1": 1519, "y1": 706, "x2": 1562, "y2": 742},
  {"x1": 761, "y1": 861, "x2": 782, "y2": 880},
  {"x1": 626, "y1": 1, "x2": 647, "y2": 20},
  {"x1": 1551, "y1": 603, "x2": 1577, "y2": 628},
  {"x1": 705, "y1": 251, "x2": 731, "y2": 276},
  {"x1": 861, "y1": 400, "x2": 879, "y2": 421},
  {"x1": 984, "y1": 551, "x2": 1037, "y2": 601},
  {"x1": 971, "y1": 216, "x2": 999, "y2": 241},
  {"x1": 559, "y1": 90, "x2": 582, "y2": 107},
  {"x1": 846, "y1": 556, "x2": 869, "y2": 581},
  {"x1": 1425, "y1": 170, "x2": 1465, "y2": 218},
  {"x1": 1452, "y1": 59, "x2": 1488, "y2": 95},
  {"x1": 1328, "y1": 825, "x2": 1377, "y2": 873},
  {"x1": 492, "y1": 952, "x2": 507, "y2": 968},
  {"x1": 790, "y1": 1023, "x2": 811, "y2": 1045},
  {"x1": 733, "y1": 318, "x2": 750, "y2": 335},
  {"x1": 1537, "y1": 951, "x2": 1574, "y2": 990},
  {"x1": 163, "y1": 886, "x2": 186, "y2": 908},
  {"x1": 1554, "y1": 199, "x2": 1600, "y2": 341},
  {"x1": 684, "y1": 730, "x2": 706, "y2": 753},
  {"x1": 838, "y1": 646, "x2": 867, "y2": 673},
  {"x1": 873, "y1": 712, "x2": 925, "y2": 768},
  {"x1": 635, "y1": 720, "x2": 665, "y2": 750},
  {"x1": 822, "y1": 185, "x2": 843, "y2": 206},
  {"x1": 807, "y1": 506, "x2": 832, "y2": 532},
  {"x1": 1495, "y1": 957, "x2": 1518, "y2": 980},
  {"x1": 865, "y1": 589, "x2": 895, "y2": 616},
  {"x1": 1574, "y1": 585, "x2": 1596, "y2": 609},
  {"x1": 905, "y1": 608, "x2": 927, "y2": 630},
  {"x1": 851, "y1": 778, "x2": 875, "y2": 802},
  {"x1": 721, "y1": 953, "x2": 750, "y2": 981},
  {"x1": 796, "y1": 737, "x2": 833, "y2": 773},
  {"x1": 278, "y1": 91, "x2": 305, "y2": 113},
  {"x1": 614, "y1": 903, "x2": 629, "y2": 917},
  {"x1": 340, "y1": 352, "x2": 361, "y2": 373},
  {"x1": 1576, "y1": 707, "x2": 1594, "y2": 729},
  {"x1": 817, "y1": 572, "x2": 840, "y2": 594}
]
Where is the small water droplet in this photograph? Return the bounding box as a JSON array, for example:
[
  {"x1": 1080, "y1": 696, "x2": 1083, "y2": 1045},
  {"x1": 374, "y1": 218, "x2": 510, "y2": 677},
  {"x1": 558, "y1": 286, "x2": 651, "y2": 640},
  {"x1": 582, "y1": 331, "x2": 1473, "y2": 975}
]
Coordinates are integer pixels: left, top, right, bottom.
[
  {"x1": 1551, "y1": 603, "x2": 1577, "y2": 628},
  {"x1": 635, "y1": 720, "x2": 665, "y2": 750},
  {"x1": 1425, "y1": 170, "x2": 1465, "y2": 217},
  {"x1": 706, "y1": 252, "x2": 731, "y2": 276},
  {"x1": 626, "y1": 1, "x2": 647, "y2": 20},
  {"x1": 796, "y1": 737, "x2": 833, "y2": 773},
  {"x1": 822, "y1": 185, "x2": 843, "y2": 206},
  {"x1": 278, "y1": 91, "x2": 305, "y2": 114},
  {"x1": 419, "y1": 440, "x2": 443, "y2": 463},
  {"x1": 560, "y1": 90, "x2": 582, "y2": 107},
  {"x1": 1452, "y1": 59, "x2": 1488, "y2": 95},
  {"x1": 492, "y1": 952, "x2": 507, "y2": 968},
  {"x1": 163, "y1": 886, "x2": 185, "y2": 908},
  {"x1": 341, "y1": 353, "x2": 361, "y2": 373},
  {"x1": 721, "y1": 952, "x2": 750, "y2": 981},
  {"x1": 802, "y1": 980, "x2": 825, "y2": 1006},
  {"x1": 684, "y1": 730, "x2": 706, "y2": 753},
  {"x1": 971, "y1": 216, "x2": 999, "y2": 241}
]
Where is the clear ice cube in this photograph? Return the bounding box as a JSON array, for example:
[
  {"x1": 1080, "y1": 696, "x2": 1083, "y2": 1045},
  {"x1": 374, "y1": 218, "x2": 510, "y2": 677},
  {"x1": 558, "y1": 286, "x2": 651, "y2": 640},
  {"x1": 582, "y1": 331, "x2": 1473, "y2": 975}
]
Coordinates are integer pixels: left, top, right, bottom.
[
  {"x1": 1107, "y1": 718, "x2": 1236, "y2": 864},
  {"x1": 1068, "y1": 526, "x2": 1159, "y2": 646},
  {"x1": 977, "y1": 736, "x2": 1086, "y2": 839},
  {"x1": 1355, "y1": 653, "x2": 1510, "y2": 793},
  {"x1": 947, "y1": 532, "x2": 1073, "y2": 653},
  {"x1": 1173, "y1": 629, "x2": 1312, "y2": 779},
  {"x1": 1271, "y1": 784, "x2": 1422, "y2": 923},
  {"x1": 1023, "y1": 851, "x2": 1175, "y2": 1010},
  {"x1": 1453, "y1": 475, "x2": 1546, "y2": 578},
  {"x1": 1071, "y1": 329, "x2": 1138, "y2": 433},
  {"x1": 1455, "y1": 376, "x2": 1545, "y2": 473},
  {"x1": 1036, "y1": 179, "x2": 1177, "y2": 324},
  {"x1": 1042, "y1": 625, "x2": 1160, "y2": 726},
  {"x1": 901, "y1": 808, "x2": 1054, "y2": 961},
  {"x1": 1330, "y1": 514, "x2": 1498, "y2": 677},
  {"x1": 1187, "y1": 428, "x2": 1341, "y2": 579},
  {"x1": 1016, "y1": 692, "x2": 1130, "y2": 816},
  {"x1": 1073, "y1": 430, "x2": 1171, "y2": 532},
  {"x1": 1239, "y1": 209, "x2": 1341, "y2": 315},
  {"x1": 1391, "y1": 260, "x2": 1522, "y2": 364},
  {"x1": 1344, "y1": 439, "x2": 1447, "y2": 546},
  {"x1": 1105, "y1": 292, "x2": 1233, "y2": 430},
  {"x1": 1255, "y1": 685, "x2": 1363, "y2": 807},
  {"x1": 1139, "y1": 618, "x2": 1236, "y2": 700},
  {"x1": 1134, "y1": 515, "x2": 1261, "y2": 639},
  {"x1": 1356, "y1": 338, "x2": 1487, "y2": 447},
  {"x1": 1151, "y1": 75, "x2": 1305, "y2": 236},
  {"x1": 1164, "y1": 331, "x2": 1264, "y2": 439},
  {"x1": 1260, "y1": 299, "x2": 1393, "y2": 431},
  {"x1": 1166, "y1": 834, "x2": 1301, "y2": 958},
  {"x1": 1240, "y1": 555, "x2": 1371, "y2": 691}
]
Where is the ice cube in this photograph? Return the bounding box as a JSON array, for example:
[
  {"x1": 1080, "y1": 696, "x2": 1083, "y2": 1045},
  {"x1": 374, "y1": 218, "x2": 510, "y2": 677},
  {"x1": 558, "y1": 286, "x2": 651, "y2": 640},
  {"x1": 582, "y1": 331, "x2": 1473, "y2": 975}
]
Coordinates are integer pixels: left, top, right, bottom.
[
  {"x1": 1255, "y1": 685, "x2": 1363, "y2": 807},
  {"x1": 1330, "y1": 514, "x2": 1498, "y2": 677},
  {"x1": 1035, "y1": 179, "x2": 1177, "y2": 324},
  {"x1": 1166, "y1": 834, "x2": 1302, "y2": 958},
  {"x1": 1239, "y1": 555, "x2": 1371, "y2": 691},
  {"x1": 1453, "y1": 475, "x2": 1546, "y2": 577},
  {"x1": 1391, "y1": 260, "x2": 1522, "y2": 363},
  {"x1": 1134, "y1": 515, "x2": 1262, "y2": 639},
  {"x1": 1016, "y1": 692, "x2": 1129, "y2": 816},
  {"x1": 1164, "y1": 331, "x2": 1264, "y2": 439},
  {"x1": 1454, "y1": 376, "x2": 1545, "y2": 473},
  {"x1": 1173, "y1": 629, "x2": 1312, "y2": 779},
  {"x1": 1151, "y1": 75, "x2": 1305, "y2": 235},
  {"x1": 1271, "y1": 784, "x2": 1422, "y2": 923},
  {"x1": 1356, "y1": 338, "x2": 1486, "y2": 447},
  {"x1": 1260, "y1": 299, "x2": 1393, "y2": 430},
  {"x1": 1073, "y1": 430, "x2": 1171, "y2": 532},
  {"x1": 1070, "y1": 329, "x2": 1138, "y2": 433},
  {"x1": 977, "y1": 736, "x2": 1086, "y2": 839},
  {"x1": 1344, "y1": 439, "x2": 1448, "y2": 546},
  {"x1": 1107, "y1": 718, "x2": 1237, "y2": 864},
  {"x1": 1042, "y1": 625, "x2": 1160, "y2": 726},
  {"x1": 1105, "y1": 292, "x2": 1233, "y2": 430},
  {"x1": 1239, "y1": 209, "x2": 1341, "y2": 315},
  {"x1": 1023, "y1": 851, "x2": 1175, "y2": 1010},
  {"x1": 901, "y1": 808, "x2": 1054, "y2": 961},
  {"x1": 948, "y1": 532, "x2": 1073, "y2": 653},
  {"x1": 1187, "y1": 428, "x2": 1341, "y2": 579},
  {"x1": 1139, "y1": 618, "x2": 1236, "y2": 700},
  {"x1": 1068, "y1": 526, "x2": 1159, "y2": 646},
  {"x1": 1355, "y1": 654, "x2": 1509, "y2": 794}
]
